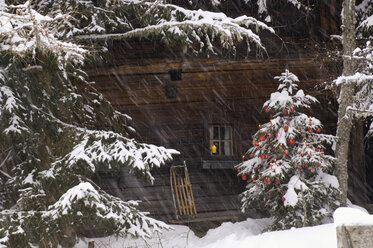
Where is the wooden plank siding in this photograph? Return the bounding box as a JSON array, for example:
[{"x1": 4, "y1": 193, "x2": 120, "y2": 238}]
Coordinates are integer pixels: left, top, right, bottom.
[{"x1": 88, "y1": 55, "x2": 339, "y2": 222}]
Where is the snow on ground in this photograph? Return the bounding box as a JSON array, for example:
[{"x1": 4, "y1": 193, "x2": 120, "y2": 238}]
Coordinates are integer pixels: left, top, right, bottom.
[{"x1": 75, "y1": 207, "x2": 373, "y2": 248}]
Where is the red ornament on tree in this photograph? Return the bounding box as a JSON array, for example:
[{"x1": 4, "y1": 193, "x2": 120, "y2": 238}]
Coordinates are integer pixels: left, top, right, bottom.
[
  {"x1": 249, "y1": 154, "x2": 254, "y2": 158},
  {"x1": 308, "y1": 129, "x2": 313, "y2": 133},
  {"x1": 261, "y1": 154, "x2": 266, "y2": 159},
  {"x1": 316, "y1": 128, "x2": 321, "y2": 133},
  {"x1": 301, "y1": 153, "x2": 304, "y2": 157},
  {"x1": 284, "y1": 150, "x2": 289, "y2": 155},
  {"x1": 268, "y1": 134, "x2": 272, "y2": 138},
  {"x1": 259, "y1": 135, "x2": 266, "y2": 141},
  {"x1": 242, "y1": 174, "x2": 247, "y2": 180},
  {"x1": 275, "y1": 180, "x2": 280, "y2": 185},
  {"x1": 281, "y1": 196, "x2": 285, "y2": 202},
  {"x1": 318, "y1": 163, "x2": 321, "y2": 167},
  {"x1": 290, "y1": 108, "x2": 294, "y2": 112},
  {"x1": 284, "y1": 126, "x2": 289, "y2": 132},
  {"x1": 312, "y1": 165, "x2": 315, "y2": 171},
  {"x1": 284, "y1": 110, "x2": 288, "y2": 116},
  {"x1": 265, "y1": 108, "x2": 269, "y2": 113}
]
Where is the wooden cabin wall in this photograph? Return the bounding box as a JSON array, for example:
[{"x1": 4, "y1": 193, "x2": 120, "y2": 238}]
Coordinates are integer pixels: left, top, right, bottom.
[
  {"x1": 89, "y1": 58, "x2": 337, "y2": 161},
  {"x1": 88, "y1": 55, "x2": 338, "y2": 221}
]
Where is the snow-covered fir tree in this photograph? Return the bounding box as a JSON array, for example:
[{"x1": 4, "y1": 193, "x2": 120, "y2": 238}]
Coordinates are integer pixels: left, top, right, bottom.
[
  {"x1": 0, "y1": 1, "x2": 273, "y2": 247},
  {"x1": 237, "y1": 70, "x2": 340, "y2": 231}
]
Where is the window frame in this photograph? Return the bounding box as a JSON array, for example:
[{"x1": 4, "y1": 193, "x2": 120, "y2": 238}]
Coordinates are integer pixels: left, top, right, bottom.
[{"x1": 209, "y1": 124, "x2": 233, "y2": 157}]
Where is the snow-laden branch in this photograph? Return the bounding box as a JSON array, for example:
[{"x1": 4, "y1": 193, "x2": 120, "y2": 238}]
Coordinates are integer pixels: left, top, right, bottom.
[
  {"x1": 30, "y1": 102, "x2": 178, "y2": 182},
  {"x1": 45, "y1": 182, "x2": 170, "y2": 239},
  {"x1": 334, "y1": 72, "x2": 373, "y2": 86},
  {"x1": 0, "y1": 1, "x2": 86, "y2": 62}
]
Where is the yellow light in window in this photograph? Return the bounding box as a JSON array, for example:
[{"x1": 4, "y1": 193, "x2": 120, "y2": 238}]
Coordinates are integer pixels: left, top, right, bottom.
[{"x1": 211, "y1": 145, "x2": 217, "y2": 154}]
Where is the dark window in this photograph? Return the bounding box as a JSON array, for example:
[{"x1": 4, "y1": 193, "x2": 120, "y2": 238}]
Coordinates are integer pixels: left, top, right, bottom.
[{"x1": 168, "y1": 69, "x2": 182, "y2": 81}]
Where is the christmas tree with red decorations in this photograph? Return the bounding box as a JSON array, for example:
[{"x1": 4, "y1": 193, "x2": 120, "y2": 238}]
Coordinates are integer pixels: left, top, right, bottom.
[{"x1": 237, "y1": 70, "x2": 340, "y2": 230}]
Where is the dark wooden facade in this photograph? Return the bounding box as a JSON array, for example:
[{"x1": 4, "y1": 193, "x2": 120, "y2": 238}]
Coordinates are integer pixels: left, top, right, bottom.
[{"x1": 87, "y1": 42, "x2": 340, "y2": 224}]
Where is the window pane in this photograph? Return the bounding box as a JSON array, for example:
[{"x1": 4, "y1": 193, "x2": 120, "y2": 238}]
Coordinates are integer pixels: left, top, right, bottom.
[
  {"x1": 213, "y1": 127, "x2": 219, "y2": 139},
  {"x1": 224, "y1": 126, "x2": 231, "y2": 139},
  {"x1": 221, "y1": 141, "x2": 225, "y2": 155},
  {"x1": 224, "y1": 141, "x2": 232, "y2": 156},
  {"x1": 220, "y1": 127, "x2": 225, "y2": 140}
]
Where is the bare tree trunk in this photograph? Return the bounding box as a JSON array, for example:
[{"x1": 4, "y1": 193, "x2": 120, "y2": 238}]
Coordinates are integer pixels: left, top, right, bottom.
[{"x1": 335, "y1": 0, "x2": 357, "y2": 206}]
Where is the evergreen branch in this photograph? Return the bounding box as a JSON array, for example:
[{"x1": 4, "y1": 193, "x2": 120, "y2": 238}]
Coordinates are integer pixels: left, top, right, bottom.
[{"x1": 0, "y1": 150, "x2": 11, "y2": 170}]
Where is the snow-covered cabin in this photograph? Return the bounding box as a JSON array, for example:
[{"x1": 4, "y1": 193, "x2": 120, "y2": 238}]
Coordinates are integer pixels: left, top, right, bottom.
[{"x1": 85, "y1": 0, "x2": 371, "y2": 232}]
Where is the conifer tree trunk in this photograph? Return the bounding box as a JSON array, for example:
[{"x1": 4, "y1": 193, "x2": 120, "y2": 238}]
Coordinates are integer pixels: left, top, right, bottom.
[{"x1": 335, "y1": 0, "x2": 357, "y2": 206}]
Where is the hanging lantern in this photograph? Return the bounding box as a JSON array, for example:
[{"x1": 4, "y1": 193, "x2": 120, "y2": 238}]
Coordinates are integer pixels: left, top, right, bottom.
[{"x1": 211, "y1": 145, "x2": 217, "y2": 154}]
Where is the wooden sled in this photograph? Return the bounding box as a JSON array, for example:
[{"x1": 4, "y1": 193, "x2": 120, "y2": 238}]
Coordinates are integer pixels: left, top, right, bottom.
[{"x1": 170, "y1": 163, "x2": 197, "y2": 219}]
